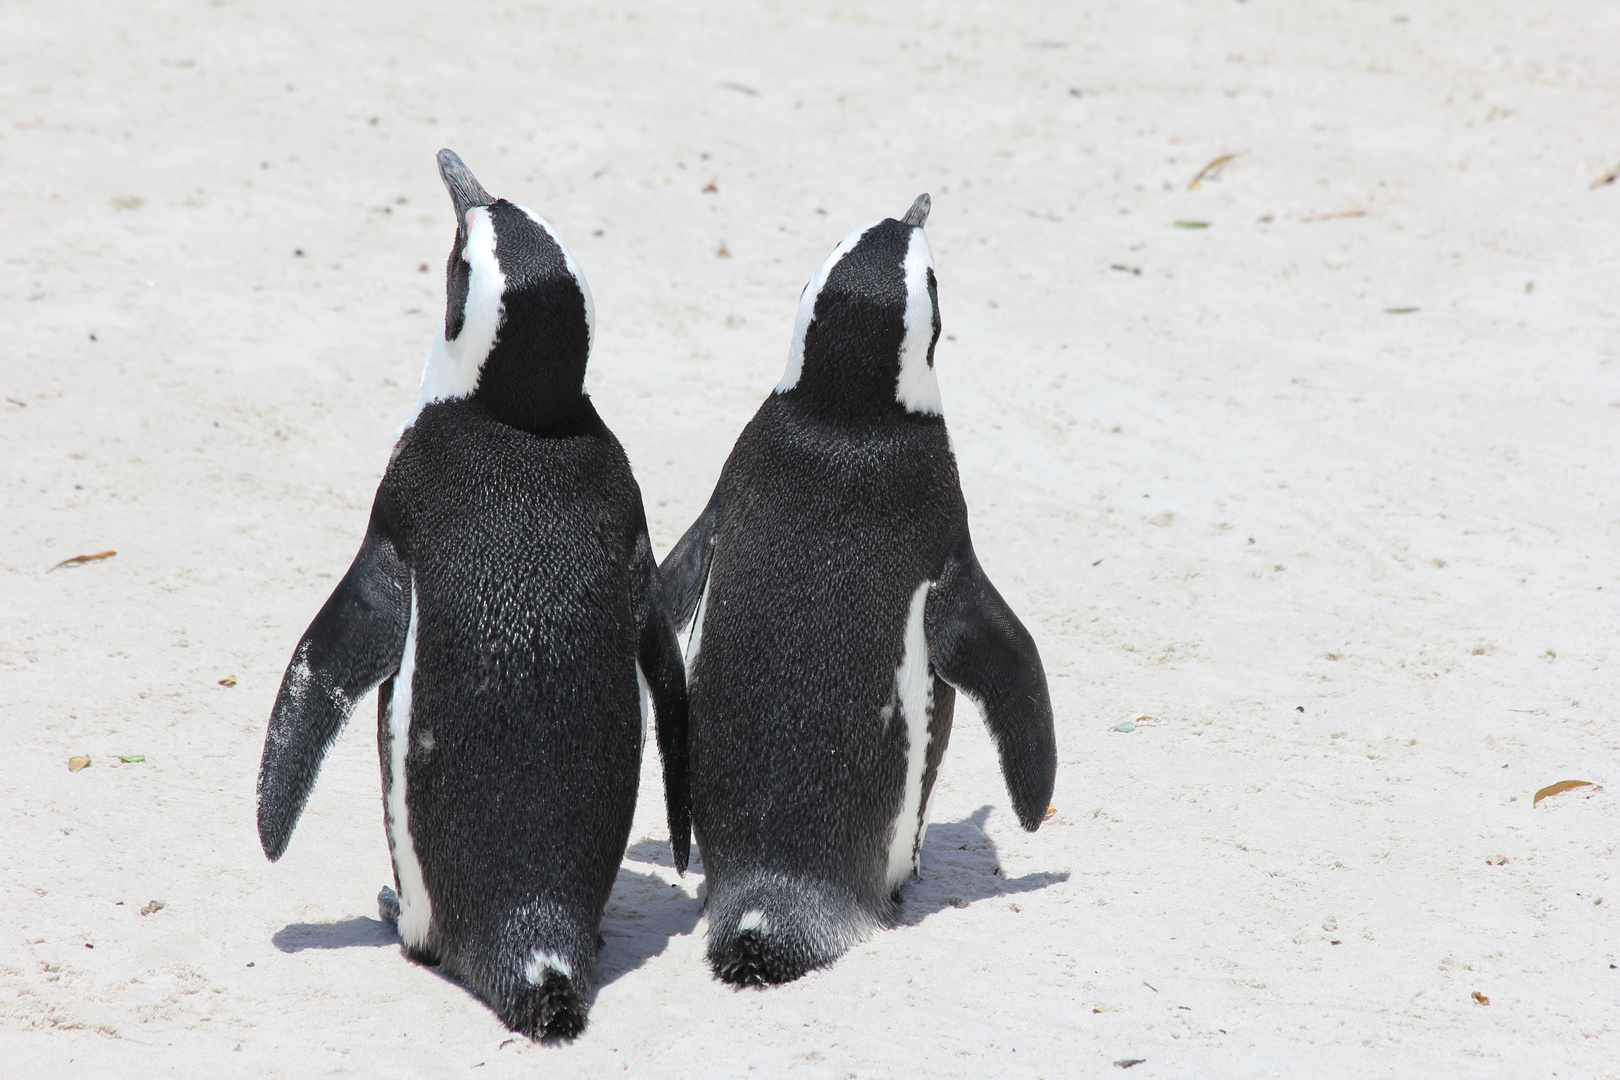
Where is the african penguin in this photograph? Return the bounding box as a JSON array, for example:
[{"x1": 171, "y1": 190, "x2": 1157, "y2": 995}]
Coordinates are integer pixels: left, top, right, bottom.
[
  {"x1": 255, "y1": 149, "x2": 690, "y2": 1039},
  {"x1": 661, "y1": 195, "x2": 1057, "y2": 985}
]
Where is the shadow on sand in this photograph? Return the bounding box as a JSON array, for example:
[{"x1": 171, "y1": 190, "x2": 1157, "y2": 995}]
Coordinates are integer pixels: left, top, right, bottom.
[
  {"x1": 267, "y1": 806, "x2": 1060, "y2": 999},
  {"x1": 267, "y1": 840, "x2": 703, "y2": 992},
  {"x1": 896, "y1": 804, "x2": 1069, "y2": 926},
  {"x1": 597, "y1": 838, "x2": 705, "y2": 987},
  {"x1": 272, "y1": 915, "x2": 400, "y2": 953}
]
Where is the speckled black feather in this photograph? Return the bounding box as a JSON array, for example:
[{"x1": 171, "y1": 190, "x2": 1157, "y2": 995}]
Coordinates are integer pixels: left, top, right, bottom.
[
  {"x1": 256, "y1": 152, "x2": 688, "y2": 1040},
  {"x1": 376, "y1": 395, "x2": 653, "y2": 1031},
  {"x1": 662, "y1": 207, "x2": 1055, "y2": 985}
]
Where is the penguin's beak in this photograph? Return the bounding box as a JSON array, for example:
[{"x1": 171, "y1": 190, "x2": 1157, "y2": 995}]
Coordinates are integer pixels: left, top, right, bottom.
[
  {"x1": 437, "y1": 149, "x2": 495, "y2": 225},
  {"x1": 901, "y1": 193, "x2": 931, "y2": 228}
]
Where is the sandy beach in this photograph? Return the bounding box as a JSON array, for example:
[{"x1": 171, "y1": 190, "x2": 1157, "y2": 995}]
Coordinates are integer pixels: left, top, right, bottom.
[{"x1": 2, "y1": 1, "x2": 1617, "y2": 1075}]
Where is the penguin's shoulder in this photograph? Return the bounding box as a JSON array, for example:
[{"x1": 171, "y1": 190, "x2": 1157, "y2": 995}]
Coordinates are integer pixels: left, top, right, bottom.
[
  {"x1": 387, "y1": 399, "x2": 638, "y2": 534},
  {"x1": 398, "y1": 397, "x2": 627, "y2": 472},
  {"x1": 734, "y1": 393, "x2": 950, "y2": 467},
  {"x1": 724, "y1": 395, "x2": 957, "y2": 508}
]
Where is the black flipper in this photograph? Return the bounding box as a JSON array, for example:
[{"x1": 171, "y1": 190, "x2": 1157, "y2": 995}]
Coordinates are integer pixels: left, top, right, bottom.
[
  {"x1": 632, "y1": 506, "x2": 691, "y2": 873},
  {"x1": 256, "y1": 490, "x2": 410, "y2": 861},
  {"x1": 658, "y1": 486, "x2": 725, "y2": 633},
  {"x1": 925, "y1": 495, "x2": 1057, "y2": 831}
]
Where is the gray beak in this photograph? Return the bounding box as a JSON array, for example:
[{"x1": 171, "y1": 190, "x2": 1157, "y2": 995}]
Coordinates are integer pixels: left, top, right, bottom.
[
  {"x1": 437, "y1": 149, "x2": 495, "y2": 224},
  {"x1": 900, "y1": 193, "x2": 931, "y2": 228}
]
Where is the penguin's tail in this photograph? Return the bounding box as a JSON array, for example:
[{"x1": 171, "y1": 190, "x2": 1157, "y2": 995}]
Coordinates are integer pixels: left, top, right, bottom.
[
  {"x1": 481, "y1": 906, "x2": 595, "y2": 1041},
  {"x1": 506, "y1": 966, "x2": 587, "y2": 1041},
  {"x1": 706, "y1": 871, "x2": 879, "y2": 986}
]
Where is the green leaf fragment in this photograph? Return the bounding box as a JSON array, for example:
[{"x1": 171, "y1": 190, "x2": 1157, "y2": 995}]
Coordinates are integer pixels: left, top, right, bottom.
[{"x1": 115, "y1": 754, "x2": 146, "y2": 763}]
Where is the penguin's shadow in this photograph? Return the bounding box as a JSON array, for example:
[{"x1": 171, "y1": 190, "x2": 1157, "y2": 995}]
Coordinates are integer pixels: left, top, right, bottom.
[
  {"x1": 896, "y1": 804, "x2": 1069, "y2": 926},
  {"x1": 595, "y1": 839, "x2": 704, "y2": 987},
  {"x1": 265, "y1": 810, "x2": 1050, "y2": 965},
  {"x1": 267, "y1": 841, "x2": 701, "y2": 987},
  {"x1": 272, "y1": 916, "x2": 400, "y2": 953}
]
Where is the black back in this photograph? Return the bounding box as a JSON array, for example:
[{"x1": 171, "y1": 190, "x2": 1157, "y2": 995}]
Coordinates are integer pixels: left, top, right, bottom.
[
  {"x1": 689, "y1": 395, "x2": 957, "y2": 898},
  {"x1": 381, "y1": 396, "x2": 643, "y2": 975}
]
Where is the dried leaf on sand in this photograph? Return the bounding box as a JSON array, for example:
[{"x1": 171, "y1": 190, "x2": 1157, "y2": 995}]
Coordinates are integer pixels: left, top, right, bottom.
[
  {"x1": 1188, "y1": 152, "x2": 1239, "y2": 190},
  {"x1": 48, "y1": 550, "x2": 117, "y2": 572},
  {"x1": 1533, "y1": 779, "x2": 1592, "y2": 806}
]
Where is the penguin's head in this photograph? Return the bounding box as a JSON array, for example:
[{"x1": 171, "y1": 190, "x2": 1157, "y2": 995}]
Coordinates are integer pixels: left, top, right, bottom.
[
  {"x1": 774, "y1": 195, "x2": 941, "y2": 420},
  {"x1": 408, "y1": 149, "x2": 596, "y2": 432}
]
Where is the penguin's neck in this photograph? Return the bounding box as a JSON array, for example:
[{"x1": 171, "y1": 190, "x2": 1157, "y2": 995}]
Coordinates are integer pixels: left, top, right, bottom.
[
  {"x1": 782, "y1": 385, "x2": 903, "y2": 425},
  {"x1": 473, "y1": 341, "x2": 591, "y2": 435},
  {"x1": 468, "y1": 265, "x2": 595, "y2": 433},
  {"x1": 782, "y1": 340, "x2": 911, "y2": 423}
]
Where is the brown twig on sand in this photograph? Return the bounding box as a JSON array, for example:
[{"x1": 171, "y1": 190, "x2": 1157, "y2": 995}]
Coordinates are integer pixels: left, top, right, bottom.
[
  {"x1": 1533, "y1": 779, "x2": 1591, "y2": 805},
  {"x1": 1592, "y1": 164, "x2": 1620, "y2": 188},
  {"x1": 1188, "y1": 153, "x2": 1239, "y2": 190},
  {"x1": 48, "y1": 550, "x2": 116, "y2": 572},
  {"x1": 1301, "y1": 209, "x2": 1366, "y2": 223}
]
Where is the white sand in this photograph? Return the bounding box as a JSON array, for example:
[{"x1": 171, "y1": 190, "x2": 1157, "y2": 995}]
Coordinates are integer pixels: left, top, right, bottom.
[{"x1": 2, "y1": 1, "x2": 1617, "y2": 1075}]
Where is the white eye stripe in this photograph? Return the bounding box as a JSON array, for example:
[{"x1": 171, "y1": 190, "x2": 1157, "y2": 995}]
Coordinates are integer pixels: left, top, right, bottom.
[
  {"x1": 776, "y1": 222, "x2": 944, "y2": 416},
  {"x1": 776, "y1": 220, "x2": 883, "y2": 393},
  {"x1": 405, "y1": 207, "x2": 506, "y2": 428},
  {"x1": 895, "y1": 229, "x2": 942, "y2": 415},
  {"x1": 401, "y1": 204, "x2": 597, "y2": 433}
]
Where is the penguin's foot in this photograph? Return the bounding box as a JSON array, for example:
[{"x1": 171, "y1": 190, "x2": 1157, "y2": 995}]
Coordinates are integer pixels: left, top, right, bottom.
[
  {"x1": 712, "y1": 929, "x2": 802, "y2": 987},
  {"x1": 508, "y1": 971, "x2": 587, "y2": 1042},
  {"x1": 377, "y1": 886, "x2": 401, "y2": 928}
]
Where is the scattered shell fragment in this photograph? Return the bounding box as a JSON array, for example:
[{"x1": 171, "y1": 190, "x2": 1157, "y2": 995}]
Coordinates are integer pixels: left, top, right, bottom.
[
  {"x1": 68, "y1": 755, "x2": 91, "y2": 772},
  {"x1": 140, "y1": 900, "x2": 165, "y2": 916},
  {"x1": 218, "y1": 675, "x2": 237, "y2": 687}
]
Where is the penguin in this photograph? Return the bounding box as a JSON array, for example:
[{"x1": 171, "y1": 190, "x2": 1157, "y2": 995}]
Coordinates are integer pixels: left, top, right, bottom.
[
  {"x1": 255, "y1": 149, "x2": 690, "y2": 1039},
  {"x1": 660, "y1": 194, "x2": 1057, "y2": 985}
]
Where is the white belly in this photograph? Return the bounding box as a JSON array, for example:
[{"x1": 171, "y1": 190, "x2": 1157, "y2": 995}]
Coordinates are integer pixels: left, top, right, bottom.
[
  {"x1": 884, "y1": 581, "x2": 935, "y2": 890},
  {"x1": 684, "y1": 575, "x2": 712, "y2": 677},
  {"x1": 636, "y1": 660, "x2": 651, "y2": 750},
  {"x1": 385, "y1": 582, "x2": 434, "y2": 949}
]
